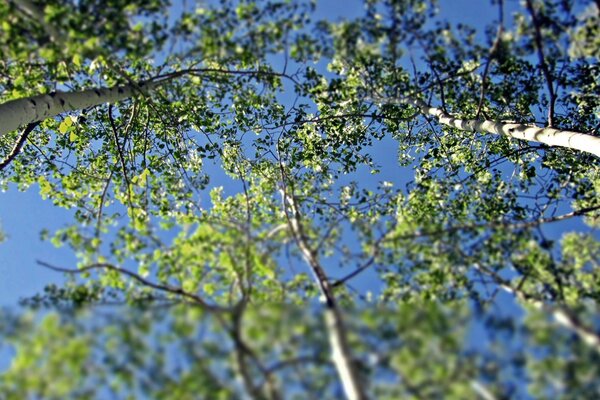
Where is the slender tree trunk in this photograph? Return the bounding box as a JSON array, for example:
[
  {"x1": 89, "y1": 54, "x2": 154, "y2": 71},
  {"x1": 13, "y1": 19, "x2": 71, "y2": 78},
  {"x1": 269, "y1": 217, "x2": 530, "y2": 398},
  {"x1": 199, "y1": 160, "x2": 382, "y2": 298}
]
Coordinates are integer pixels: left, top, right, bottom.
[
  {"x1": 0, "y1": 66, "x2": 288, "y2": 139},
  {"x1": 323, "y1": 305, "x2": 367, "y2": 400},
  {"x1": 501, "y1": 281, "x2": 600, "y2": 353},
  {"x1": 474, "y1": 263, "x2": 600, "y2": 354},
  {"x1": 282, "y1": 190, "x2": 367, "y2": 400},
  {"x1": 0, "y1": 80, "x2": 162, "y2": 138},
  {"x1": 299, "y1": 248, "x2": 367, "y2": 400},
  {"x1": 407, "y1": 97, "x2": 600, "y2": 158}
]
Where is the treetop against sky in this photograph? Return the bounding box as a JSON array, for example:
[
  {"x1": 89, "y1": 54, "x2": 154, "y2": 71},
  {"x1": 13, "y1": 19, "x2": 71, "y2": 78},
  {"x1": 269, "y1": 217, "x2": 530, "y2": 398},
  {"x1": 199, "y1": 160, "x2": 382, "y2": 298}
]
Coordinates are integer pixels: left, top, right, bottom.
[{"x1": 0, "y1": 0, "x2": 599, "y2": 398}]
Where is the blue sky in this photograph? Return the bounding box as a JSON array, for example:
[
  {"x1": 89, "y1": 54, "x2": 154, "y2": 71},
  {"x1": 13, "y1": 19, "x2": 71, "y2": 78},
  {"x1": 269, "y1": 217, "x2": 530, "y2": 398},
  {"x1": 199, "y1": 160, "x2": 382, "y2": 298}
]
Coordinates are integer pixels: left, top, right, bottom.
[
  {"x1": 0, "y1": 0, "x2": 584, "y2": 308},
  {"x1": 0, "y1": 0, "x2": 360, "y2": 305},
  {"x1": 0, "y1": 188, "x2": 77, "y2": 304},
  {"x1": 2, "y1": 3, "x2": 599, "y2": 398}
]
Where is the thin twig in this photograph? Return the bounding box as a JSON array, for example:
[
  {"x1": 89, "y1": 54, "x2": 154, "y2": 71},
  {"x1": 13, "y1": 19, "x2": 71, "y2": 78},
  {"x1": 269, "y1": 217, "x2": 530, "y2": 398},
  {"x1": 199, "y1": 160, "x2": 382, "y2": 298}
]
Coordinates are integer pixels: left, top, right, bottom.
[
  {"x1": 332, "y1": 228, "x2": 394, "y2": 288},
  {"x1": 473, "y1": 262, "x2": 600, "y2": 354},
  {"x1": 95, "y1": 170, "x2": 114, "y2": 238},
  {"x1": 330, "y1": 205, "x2": 600, "y2": 286},
  {"x1": 476, "y1": 0, "x2": 504, "y2": 119},
  {"x1": 108, "y1": 105, "x2": 133, "y2": 209},
  {"x1": 149, "y1": 67, "x2": 301, "y2": 87},
  {"x1": 387, "y1": 204, "x2": 600, "y2": 243},
  {"x1": 525, "y1": 0, "x2": 556, "y2": 127}
]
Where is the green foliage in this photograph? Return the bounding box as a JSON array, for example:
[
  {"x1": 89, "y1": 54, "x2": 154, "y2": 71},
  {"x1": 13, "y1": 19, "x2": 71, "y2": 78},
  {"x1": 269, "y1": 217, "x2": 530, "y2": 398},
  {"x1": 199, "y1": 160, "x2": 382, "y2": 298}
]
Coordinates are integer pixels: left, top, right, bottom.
[
  {"x1": 0, "y1": 0, "x2": 599, "y2": 398},
  {"x1": 1, "y1": 302, "x2": 598, "y2": 399}
]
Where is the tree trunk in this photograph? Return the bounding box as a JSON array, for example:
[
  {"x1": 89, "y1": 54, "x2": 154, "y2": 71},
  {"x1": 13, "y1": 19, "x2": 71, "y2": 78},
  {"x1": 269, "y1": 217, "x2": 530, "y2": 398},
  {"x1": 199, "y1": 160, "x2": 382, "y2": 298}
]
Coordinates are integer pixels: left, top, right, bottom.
[
  {"x1": 407, "y1": 97, "x2": 600, "y2": 158},
  {"x1": 282, "y1": 190, "x2": 368, "y2": 400},
  {"x1": 324, "y1": 305, "x2": 367, "y2": 400},
  {"x1": 0, "y1": 80, "x2": 162, "y2": 138}
]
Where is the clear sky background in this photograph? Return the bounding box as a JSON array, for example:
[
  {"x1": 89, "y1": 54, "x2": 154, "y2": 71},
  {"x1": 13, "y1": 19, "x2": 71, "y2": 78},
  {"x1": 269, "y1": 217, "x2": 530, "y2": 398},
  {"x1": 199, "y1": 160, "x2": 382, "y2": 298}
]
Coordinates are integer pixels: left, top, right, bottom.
[{"x1": 0, "y1": 0, "x2": 584, "y2": 307}]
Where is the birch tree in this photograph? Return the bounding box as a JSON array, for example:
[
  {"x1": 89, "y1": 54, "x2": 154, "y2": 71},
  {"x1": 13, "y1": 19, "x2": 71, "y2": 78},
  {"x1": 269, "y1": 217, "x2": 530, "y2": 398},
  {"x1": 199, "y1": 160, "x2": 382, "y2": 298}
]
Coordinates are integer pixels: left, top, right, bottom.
[{"x1": 0, "y1": 0, "x2": 599, "y2": 398}]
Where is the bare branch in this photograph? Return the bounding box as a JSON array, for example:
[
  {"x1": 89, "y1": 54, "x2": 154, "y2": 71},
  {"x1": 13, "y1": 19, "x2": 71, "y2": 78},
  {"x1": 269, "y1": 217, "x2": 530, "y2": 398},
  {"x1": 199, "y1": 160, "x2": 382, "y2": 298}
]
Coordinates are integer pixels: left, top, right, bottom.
[
  {"x1": 476, "y1": 0, "x2": 504, "y2": 119},
  {"x1": 525, "y1": 0, "x2": 556, "y2": 127}
]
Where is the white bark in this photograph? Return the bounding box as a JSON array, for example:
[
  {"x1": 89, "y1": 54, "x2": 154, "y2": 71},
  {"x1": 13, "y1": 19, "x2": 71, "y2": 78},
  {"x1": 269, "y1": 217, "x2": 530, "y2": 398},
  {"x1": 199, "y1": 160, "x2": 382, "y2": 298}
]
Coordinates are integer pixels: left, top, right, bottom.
[
  {"x1": 474, "y1": 263, "x2": 600, "y2": 354},
  {"x1": 407, "y1": 97, "x2": 600, "y2": 158},
  {"x1": 470, "y1": 380, "x2": 498, "y2": 400},
  {"x1": 552, "y1": 308, "x2": 600, "y2": 351},
  {"x1": 297, "y1": 242, "x2": 366, "y2": 400},
  {"x1": 324, "y1": 306, "x2": 367, "y2": 400},
  {"x1": 0, "y1": 80, "x2": 161, "y2": 137},
  {"x1": 500, "y1": 283, "x2": 600, "y2": 353},
  {"x1": 281, "y1": 190, "x2": 367, "y2": 400}
]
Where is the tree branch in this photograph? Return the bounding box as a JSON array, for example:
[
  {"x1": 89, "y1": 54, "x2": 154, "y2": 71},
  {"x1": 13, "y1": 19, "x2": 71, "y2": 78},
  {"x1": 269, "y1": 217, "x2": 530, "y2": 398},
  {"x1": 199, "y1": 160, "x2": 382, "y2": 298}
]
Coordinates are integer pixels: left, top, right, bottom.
[
  {"x1": 108, "y1": 105, "x2": 133, "y2": 209},
  {"x1": 94, "y1": 171, "x2": 114, "y2": 238},
  {"x1": 476, "y1": 0, "x2": 504, "y2": 119},
  {"x1": 379, "y1": 95, "x2": 600, "y2": 158},
  {"x1": 0, "y1": 121, "x2": 39, "y2": 171},
  {"x1": 333, "y1": 205, "x2": 600, "y2": 287},
  {"x1": 229, "y1": 308, "x2": 282, "y2": 400},
  {"x1": 388, "y1": 205, "x2": 600, "y2": 242},
  {"x1": 332, "y1": 229, "x2": 393, "y2": 288},
  {"x1": 0, "y1": 68, "x2": 298, "y2": 138},
  {"x1": 277, "y1": 163, "x2": 367, "y2": 400},
  {"x1": 525, "y1": 0, "x2": 556, "y2": 127},
  {"x1": 473, "y1": 262, "x2": 600, "y2": 354},
  {"x1": 37, "y1": 260, "x2": 231, "y2": 313}
]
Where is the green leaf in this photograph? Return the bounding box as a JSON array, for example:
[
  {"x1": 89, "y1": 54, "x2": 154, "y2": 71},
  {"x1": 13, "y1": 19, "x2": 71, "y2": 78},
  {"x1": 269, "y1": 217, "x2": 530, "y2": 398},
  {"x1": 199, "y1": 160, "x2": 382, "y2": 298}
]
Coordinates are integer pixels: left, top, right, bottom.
[
  {"x1": 58, "y1": 119, "x2": 72, "y2": 134},
  {"x1": 72, "y1": 54, "x2": 82, "y2": 69}
]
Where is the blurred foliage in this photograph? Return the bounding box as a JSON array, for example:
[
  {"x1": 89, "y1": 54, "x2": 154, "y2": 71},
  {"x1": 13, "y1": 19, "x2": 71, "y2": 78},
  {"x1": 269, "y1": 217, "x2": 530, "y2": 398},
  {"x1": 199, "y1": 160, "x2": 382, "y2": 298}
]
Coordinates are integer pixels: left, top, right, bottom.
[
  {"x1": 0, "y1": 302, "x2": 599, "y2": 399},
  {"x1": 0, "y1": 0, "x2": 599, "y2": 398}
]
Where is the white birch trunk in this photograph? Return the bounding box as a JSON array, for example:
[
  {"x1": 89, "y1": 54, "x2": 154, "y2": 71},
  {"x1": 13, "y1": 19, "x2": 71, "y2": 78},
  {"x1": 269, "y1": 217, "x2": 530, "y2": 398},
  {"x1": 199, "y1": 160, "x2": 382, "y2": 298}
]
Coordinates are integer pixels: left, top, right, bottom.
[
  {"x1": 293, "y1": 230, "x2": 367, "y2": 400},
  {"x1": 0, "y1": 80, "x2": 161, "y2": 137},
  {"x1": 282, "y1": 190, "x2": 367, "y2": 400},
  {"x1": 407, "y1": 97, "x2": 600, "y2": 158},
  {"x1": 500, "y1": 283, "x2": 600, "y2": 354},
  {"x1": 324, "y1": 306, "x2": 367, "y2": 400}
]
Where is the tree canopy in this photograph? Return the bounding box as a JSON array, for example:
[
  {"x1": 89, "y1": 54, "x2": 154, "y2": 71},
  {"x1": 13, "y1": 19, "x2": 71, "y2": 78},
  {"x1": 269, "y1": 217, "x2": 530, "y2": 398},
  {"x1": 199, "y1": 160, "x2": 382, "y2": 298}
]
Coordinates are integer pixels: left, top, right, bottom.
[{"x1": 0, "y1": 0, "x2": 599, "y2": 398}]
